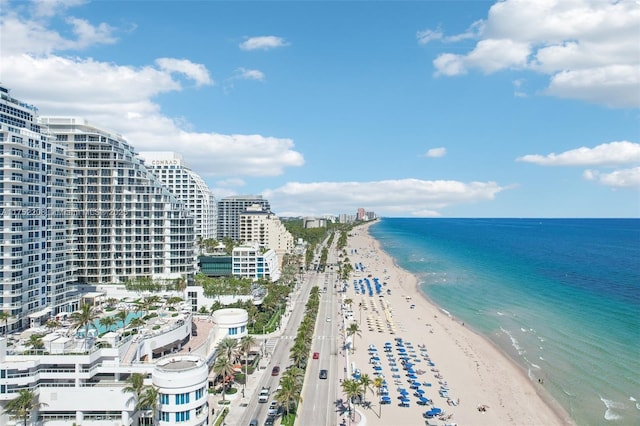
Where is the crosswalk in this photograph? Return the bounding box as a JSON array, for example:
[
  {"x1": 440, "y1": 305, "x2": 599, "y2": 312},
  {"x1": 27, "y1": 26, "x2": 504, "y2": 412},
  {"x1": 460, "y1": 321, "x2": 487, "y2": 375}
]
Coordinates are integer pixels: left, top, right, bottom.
[{"x1": 279, "y1": 335, "x2": 334, "y2": 340}]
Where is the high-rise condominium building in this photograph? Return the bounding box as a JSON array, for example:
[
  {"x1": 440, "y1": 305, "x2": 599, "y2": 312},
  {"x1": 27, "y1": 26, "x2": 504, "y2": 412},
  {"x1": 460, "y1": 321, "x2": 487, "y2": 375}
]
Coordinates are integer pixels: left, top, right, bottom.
[
  {"x1": 40, "y1": 117, "x2": 197, "y2": 285},
  {"x1": 0, "y1": 87, "x2": 77, "y2": 331},
  {"x1": 217, "y1": 195, "x2": 270, "y2": 241},
  {"x1": 139, "y1": 151, "x2": 217, "y2": 240},
  {"x1": 239, "y1": 204, "x2": 294, "y2": 267}
]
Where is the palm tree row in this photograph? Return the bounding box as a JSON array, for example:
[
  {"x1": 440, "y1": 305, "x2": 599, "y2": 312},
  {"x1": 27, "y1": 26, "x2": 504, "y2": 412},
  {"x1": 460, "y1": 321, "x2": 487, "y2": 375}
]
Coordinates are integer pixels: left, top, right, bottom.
[
  {"x1": 273, "y1": 286, "x2": 321, "y2": 421},
  {"x1": 341, "y1": 373, "x2": 376, "y2": 420}
]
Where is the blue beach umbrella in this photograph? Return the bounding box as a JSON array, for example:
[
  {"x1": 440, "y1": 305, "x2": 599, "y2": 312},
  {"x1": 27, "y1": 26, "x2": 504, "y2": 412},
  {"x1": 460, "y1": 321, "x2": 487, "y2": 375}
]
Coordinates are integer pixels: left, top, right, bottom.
[{"x1": 417, "y1": 397, "x2": 430, "y2": 405}]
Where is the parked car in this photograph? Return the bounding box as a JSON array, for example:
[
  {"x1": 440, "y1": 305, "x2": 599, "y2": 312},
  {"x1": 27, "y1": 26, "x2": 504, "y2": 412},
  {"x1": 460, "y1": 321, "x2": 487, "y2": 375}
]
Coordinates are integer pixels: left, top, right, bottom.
[
  {"x1": 271, "y1": 366, "x2": 280, "y2": 376},
  {"x1": 264, "y1": 416, "x2": 275, "y2": 426},
  {"x1": 249, "y1": 420, "x2": 258, "y2": 426},
  {"x1": 313, "y1": 352, "x2": 320, "y2": 359},
  {"x1": 319, "y1": 369, "x2": 328, "y2": 379}
]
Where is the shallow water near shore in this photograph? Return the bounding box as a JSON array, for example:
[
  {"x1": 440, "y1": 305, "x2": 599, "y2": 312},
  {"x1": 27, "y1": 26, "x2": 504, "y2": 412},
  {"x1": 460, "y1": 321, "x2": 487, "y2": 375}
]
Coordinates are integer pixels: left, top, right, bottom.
[{"x1": 369, "y1": 218, "x2": 640, "y2": 426}]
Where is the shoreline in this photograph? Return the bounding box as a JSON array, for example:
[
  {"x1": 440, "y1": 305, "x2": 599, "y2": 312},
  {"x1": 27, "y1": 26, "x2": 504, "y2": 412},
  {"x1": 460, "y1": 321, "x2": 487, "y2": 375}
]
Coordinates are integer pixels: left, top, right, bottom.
[{"x1": 340, "y1": 220, "x2": 574, "y2": 426}]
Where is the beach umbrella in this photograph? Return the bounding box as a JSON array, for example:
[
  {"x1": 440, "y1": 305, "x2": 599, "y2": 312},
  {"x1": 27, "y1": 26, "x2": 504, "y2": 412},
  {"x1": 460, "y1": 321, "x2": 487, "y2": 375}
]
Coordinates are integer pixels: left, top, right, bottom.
[
  {"x1": 398, "y1": 388, "x2": 408, "y2": 394},
  {"x1": 417, "y1": 397, "x2": 430, "y2": 405}
]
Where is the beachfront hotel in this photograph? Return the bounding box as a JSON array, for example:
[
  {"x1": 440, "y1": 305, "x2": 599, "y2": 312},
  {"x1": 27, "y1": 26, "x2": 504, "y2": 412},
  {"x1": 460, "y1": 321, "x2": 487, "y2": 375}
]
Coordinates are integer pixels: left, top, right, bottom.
[
  {"x1": 39, "y1": 117, "x2": 197, "y2": 285},
  {"x1": 0, "y1": 298, "x2": 248, "y2": 425},
  {"x1": 217, "y1": 195, "x2": 270, "y2": 241},
  {"x1": 138, "y1": 151, "x2": 217, "y2": 241},
  {"x1": 0, "y1": 86, "x2": 78, "y2": 333}
]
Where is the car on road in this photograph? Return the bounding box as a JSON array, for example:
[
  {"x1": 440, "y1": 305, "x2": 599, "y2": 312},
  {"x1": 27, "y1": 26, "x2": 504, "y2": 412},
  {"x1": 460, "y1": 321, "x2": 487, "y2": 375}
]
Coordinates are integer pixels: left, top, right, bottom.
[
  {"x1": 249, "y1": 420, "x2": 258, "y2": 426},
  {"x1": 319, "y1": 369, "x2": 328, "y2": 379},
  {"x1": 271, "y1": 366, "x2": 280, "y2": 376},
  {"x1": 326, "y1": 317, "x2": 331, "y2": 322},
  {"x1": 268, "y1": 401, "x2": 279, "y2": 416},
  {"x1": 313, "y1": 351, "x2": 320, "y2": 359},
  {"x1": 264, "y1": 416, "x2": 275, "y2": 426}
]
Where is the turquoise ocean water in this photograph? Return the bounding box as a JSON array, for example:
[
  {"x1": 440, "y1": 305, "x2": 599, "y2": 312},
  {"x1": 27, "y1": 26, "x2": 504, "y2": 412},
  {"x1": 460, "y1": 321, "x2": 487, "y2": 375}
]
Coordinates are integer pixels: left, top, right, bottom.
[{"x1": 369, "y1": 218, "x2": 639, "y2": 426}]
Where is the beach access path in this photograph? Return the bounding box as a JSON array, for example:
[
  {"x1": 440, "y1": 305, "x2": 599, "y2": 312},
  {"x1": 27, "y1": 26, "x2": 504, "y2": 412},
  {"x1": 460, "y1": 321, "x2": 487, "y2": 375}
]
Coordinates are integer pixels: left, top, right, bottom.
[{"x1": 331, "y1": 221, "x2": 573, "y2": 426}]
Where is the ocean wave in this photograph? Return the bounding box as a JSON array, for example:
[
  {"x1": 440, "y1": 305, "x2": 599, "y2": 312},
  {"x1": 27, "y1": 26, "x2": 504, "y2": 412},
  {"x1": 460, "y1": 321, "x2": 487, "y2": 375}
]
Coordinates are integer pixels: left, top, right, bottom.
[
  {"x1": 496, "y1": 311, "x2": 504, "y2": 316},
  {"x1": 500, "y1": 326, "x2": 524, "y2": 355},
  {"x1": 600, "y1": 396, "x2": 625, "y2": 421}
]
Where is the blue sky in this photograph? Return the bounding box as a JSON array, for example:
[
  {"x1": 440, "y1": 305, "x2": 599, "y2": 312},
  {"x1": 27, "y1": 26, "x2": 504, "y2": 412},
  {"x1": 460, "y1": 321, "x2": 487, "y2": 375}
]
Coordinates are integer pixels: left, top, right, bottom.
[{"x1": 1, "y1": 0, "x2": 638, "y2": 218}]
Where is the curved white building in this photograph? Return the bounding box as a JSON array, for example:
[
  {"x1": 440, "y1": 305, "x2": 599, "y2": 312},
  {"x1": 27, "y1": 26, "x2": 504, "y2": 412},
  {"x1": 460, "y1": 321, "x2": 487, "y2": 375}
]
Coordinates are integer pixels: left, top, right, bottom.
[
  {"x1": 39, "y1": 118, "x2": 197, "y2": 284},
  {"x1": 211, "y1": 308, "x2": 248, "y2": 339},
  {"x1": 139, "y1": 151, "x2": 217, "y2": 241},
  {"x1": 154, "y1": 355, "x2": 209, "y2": 426}
]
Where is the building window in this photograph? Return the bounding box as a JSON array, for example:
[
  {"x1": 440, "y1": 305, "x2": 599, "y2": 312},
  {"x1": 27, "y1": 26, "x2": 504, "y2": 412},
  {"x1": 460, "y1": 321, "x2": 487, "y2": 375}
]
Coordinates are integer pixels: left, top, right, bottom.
[
  {"x1": 160, "y1": 393, "x2": 169, "y2": 405},
  {"x1": 175, "y1": 392, "x2": 190, "y2": 404},
  {"x1": 228, "y1": 327, "x2": 237, "y2": 335},
  {"x1": 160, "y1": 412, "x2": 170, "y2": 422},
  {"x1": 175, "y1": 411, "x2": 190, "y2": 422}
]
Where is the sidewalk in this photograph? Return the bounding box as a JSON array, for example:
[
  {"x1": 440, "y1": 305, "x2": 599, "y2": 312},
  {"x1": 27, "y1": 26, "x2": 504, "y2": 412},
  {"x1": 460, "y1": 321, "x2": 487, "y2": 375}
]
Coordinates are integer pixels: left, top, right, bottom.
[{"x1": 212, "y1": 298, "x2": 298, "y2": 425}]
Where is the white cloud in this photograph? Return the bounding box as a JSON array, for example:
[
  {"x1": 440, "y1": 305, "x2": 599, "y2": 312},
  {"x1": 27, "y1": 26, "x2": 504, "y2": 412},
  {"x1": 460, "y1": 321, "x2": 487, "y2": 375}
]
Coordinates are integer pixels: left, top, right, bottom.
[
  {"x1": 416, "y1": 29, "x2": 443, "y2": 45},
  {"x1": 516, "y1": 141, "x2": 640, "y2": 166},
  {"x1": 0, "y1": 3, "x2": 117, "y2": 55},
  {"x1": 235, "y1": 67, "x2": 265, "y2": 81},
  {"x1": 583, "y1": 167, "x2": 640, "y2": 188},
  {"x1": 155, "y1": 58, "x2": 213, "y2": 86},
  {"x1": 215, "y1": 178, "x2": 246, "y2": 188},
  {"x1": 239, "y1": 36, "x2": 288, "y2": 51},
  {"x1": 263, "y1": 179, "x2": 507, "y2": 217},
  {"x1": 427, "y1": 0, "x2": 640, "y2": 108},
  {"x1": 0, "y1": 3, "x2": 304, "y2": 180},
  {"x1": 424, "y1": 147, "x2": 447, "y2": 158}
]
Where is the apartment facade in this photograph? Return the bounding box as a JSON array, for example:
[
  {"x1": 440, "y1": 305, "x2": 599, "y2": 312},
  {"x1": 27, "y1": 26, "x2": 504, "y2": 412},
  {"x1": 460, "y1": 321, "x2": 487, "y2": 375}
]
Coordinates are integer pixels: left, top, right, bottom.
[
  {"x1": 239, "y1": 204, "x2": 294, "y2": 267},
  {"x1": 40, "y1": 117, "x2": 197, "y2": 285},
  {"x1": 232, "y1": 243, "x2": 280, "y2": 282},
  {"x1": 139, "y1": 151, "x2": 217, "y2": 241},
  {"x1": 217, "y1": 195, "x2": 270, "y2": 241},
  {"x1": 0, "y1": 86, "x2": 78, "y2": 332}
]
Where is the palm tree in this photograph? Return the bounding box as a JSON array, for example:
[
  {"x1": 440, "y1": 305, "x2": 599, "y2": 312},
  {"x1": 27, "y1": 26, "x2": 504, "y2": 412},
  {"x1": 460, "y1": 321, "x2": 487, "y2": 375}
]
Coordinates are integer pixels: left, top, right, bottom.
[
  {"x1": 138, "y1": 385, "x2": 159, "y2": 425},
  {"x1": 275, "y1": 373, "x2": 303, "y2": 416},
  {"x1": 26, "y1": 334, "x2": 44, "y2": 353},
  {"x1": 165, "y1": 296, "x2": 183, "y2": 310},
  {"x1": 373, "y1": 376, "x2": 384, "y2": 418},
  {"x1": 0, "y1": 311, "x2": 12, "y2": 336},
  {"x1": 99, "y1": 315, "x2": 117, "y2": 334},
  {"x1": 346, "y1": 322, "x2": 362, "y2": 353},
  {"x1": 128, "y1": 317, "x2": 145, "y2": 332},
  {"x1": 358, "y1": 374, "x2": 373, "y2": 405},
  {"x1": 3, "y1": 389, "x2": 47, "y2": 426},
  {"x1": 289, "y1": 340, "x2": 308, "y2": 368},
  {"x1": 70, "y1": 303, "x2": 98, "y2": 351},
  {"x1": 212, "y1": 355, "x2": 236, "y2": 401},
  {"x1": 238, "y1": 335, "x2": 256, "y2": 395},
  {"x1": 341, "y1": 379, "x2": 361, "y2": 420},
  {"x1": 45, "y1": 318, "x2": 61, "y2": 330},
  {"x1": 216, "y1": 337, "x2": 239, "y2": 363},
  {"x1": 122, "y1": 373, "x2": 145, "y2": 420},
  {"x1": 115, "y1": 309, "x2": 129, "y2": 332}
]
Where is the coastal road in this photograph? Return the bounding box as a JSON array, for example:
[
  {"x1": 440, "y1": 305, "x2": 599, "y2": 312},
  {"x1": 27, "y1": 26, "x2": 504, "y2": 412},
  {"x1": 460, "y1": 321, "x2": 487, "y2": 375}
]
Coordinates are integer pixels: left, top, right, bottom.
[
  {"x1": 235, "y1": 271, "x2": 318, "y2": 426},
  {"x1": 298, "y1": 248, "x2": 342, "y2": 426}
]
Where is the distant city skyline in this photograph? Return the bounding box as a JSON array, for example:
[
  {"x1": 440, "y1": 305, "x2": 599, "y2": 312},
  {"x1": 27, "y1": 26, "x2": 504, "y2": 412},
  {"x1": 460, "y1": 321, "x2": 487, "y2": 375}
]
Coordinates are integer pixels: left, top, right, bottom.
[{"x1": 1, "y1": 0, "x2": 638, "y2": 217}]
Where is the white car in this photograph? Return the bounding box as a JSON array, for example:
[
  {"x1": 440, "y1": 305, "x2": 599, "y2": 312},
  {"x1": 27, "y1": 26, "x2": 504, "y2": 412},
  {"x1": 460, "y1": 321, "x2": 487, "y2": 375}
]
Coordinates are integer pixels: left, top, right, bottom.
[
  {"x1": 268, "y1": 401, "x2": 278, "y2": 416},
  {"x1": 326, "y1": 317, "x2": 331, "y2": 322}
]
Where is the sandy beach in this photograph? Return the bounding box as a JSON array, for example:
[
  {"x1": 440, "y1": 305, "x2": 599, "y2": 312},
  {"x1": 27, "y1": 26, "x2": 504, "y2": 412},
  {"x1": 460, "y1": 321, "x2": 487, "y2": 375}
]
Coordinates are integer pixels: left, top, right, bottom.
[{"x1": 336, "y1": 221, "x2": 574, "y2": 426}]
